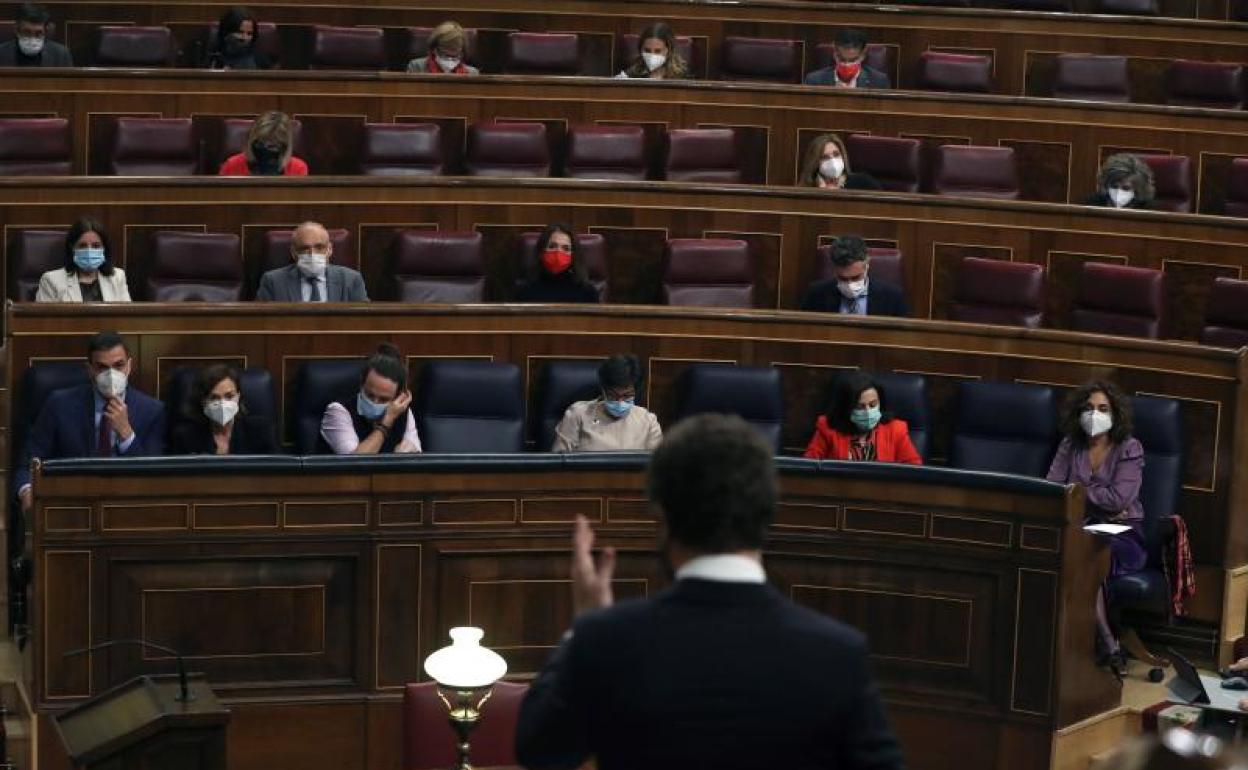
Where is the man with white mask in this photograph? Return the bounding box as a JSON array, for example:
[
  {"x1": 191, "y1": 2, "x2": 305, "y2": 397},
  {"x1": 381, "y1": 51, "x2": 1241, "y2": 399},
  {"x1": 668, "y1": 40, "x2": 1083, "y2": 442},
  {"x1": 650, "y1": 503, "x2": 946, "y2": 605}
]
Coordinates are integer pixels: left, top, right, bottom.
[
  {"x1": 16, "y1": 331, "x2": 165, "y2": 514},
  {"x1": 799, "y1": 235, "x2": 909, "y2": 318},
  {"x1": 0, "y1": 3, "x2": 72, "y2": 67},
  {"x1": 255, "y1": 221, "x2": 369, "y2": 302}
]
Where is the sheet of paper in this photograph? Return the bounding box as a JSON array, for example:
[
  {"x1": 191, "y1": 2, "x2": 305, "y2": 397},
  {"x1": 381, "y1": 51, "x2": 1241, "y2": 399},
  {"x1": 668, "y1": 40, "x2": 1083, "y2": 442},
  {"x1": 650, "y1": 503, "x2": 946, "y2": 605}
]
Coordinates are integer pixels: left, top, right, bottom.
[{"x1": 1083, "y1": 523, "x2": 1132, "y2": 535}]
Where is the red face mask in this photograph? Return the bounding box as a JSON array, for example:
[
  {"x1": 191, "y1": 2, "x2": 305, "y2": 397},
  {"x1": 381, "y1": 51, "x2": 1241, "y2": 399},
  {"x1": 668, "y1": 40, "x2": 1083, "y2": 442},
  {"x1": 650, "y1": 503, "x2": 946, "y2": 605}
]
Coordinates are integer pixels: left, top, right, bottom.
[
  {"x1": 541, "y1": 248, "x2": 572, "y2": 275},
  {"x1": 836, "y1": 61, "x2": 862, "y2": 83}
]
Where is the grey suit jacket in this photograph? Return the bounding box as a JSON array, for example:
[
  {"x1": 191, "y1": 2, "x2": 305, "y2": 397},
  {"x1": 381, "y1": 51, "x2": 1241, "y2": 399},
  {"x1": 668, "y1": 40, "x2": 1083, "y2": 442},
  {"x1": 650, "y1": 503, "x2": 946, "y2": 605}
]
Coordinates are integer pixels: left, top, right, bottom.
[
  {"x1": 0, "y1": 39, "x2": 74, "y2": 67},
  {"x1": 255, "y1": 263, "x2": 369, "y2": 302}
]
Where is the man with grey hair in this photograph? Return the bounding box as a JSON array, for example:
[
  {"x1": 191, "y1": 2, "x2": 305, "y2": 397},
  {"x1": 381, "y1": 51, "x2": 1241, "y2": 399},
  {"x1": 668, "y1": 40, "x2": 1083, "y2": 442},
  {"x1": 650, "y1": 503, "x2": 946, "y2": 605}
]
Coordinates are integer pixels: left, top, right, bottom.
[{"x1": 255, "y1": 221, "x2": 369, "y2": 302}]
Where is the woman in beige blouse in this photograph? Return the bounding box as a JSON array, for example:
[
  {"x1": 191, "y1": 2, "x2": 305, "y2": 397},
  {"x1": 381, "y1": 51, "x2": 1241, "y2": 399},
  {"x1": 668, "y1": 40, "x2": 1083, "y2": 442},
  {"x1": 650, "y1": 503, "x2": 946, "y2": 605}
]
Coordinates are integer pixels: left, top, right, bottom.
[{"x1": 552, "y1": 354, "x2": 662, "y2": 452}]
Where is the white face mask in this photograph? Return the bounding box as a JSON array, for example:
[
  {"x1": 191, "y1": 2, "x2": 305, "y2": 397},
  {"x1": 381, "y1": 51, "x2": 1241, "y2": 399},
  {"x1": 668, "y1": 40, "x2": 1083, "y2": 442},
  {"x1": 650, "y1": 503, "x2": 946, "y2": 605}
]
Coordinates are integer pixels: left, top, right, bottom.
[
  {"x1": 296, "y1": 252, "x2": 328, "y2": 279},
  {"x1": 95, "y1": 368, "x2": 128, "y2": 399},
  {"x1": 18, "y1": 36, "x2": 44, "y2": 57},
  {"x1": 837, "y1": 278, "x2": 868, "y2": 300},
  {"x1": 641, "y1": 52, "x2": 666, "y2": 72},
  {"x1": 819, "y1": 157, "x2": 845, "y2": 181},
  {"x1": 435, "y1": 55, "x2": 460, "y2": 72},
  {"x1": 1108, "y1": 188, "x2": 1134, "y2": 208},
  {"x1": 1080, "y1": 409, "x2": 1113, "y2": 438},
  {"x1": 203, "y1": 398, "x2": 240, "y2": 427}
]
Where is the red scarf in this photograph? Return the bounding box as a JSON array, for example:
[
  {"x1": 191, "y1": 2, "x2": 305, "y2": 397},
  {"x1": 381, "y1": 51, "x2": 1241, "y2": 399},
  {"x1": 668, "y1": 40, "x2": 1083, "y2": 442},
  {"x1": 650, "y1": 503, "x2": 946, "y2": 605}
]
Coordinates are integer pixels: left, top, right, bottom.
[
  {"x1": 1164, "y1": 515, "x2": 1196, "y2": 616},
  {"x1": 426, "y1": 54, "x2": 468, "y2": 75}
]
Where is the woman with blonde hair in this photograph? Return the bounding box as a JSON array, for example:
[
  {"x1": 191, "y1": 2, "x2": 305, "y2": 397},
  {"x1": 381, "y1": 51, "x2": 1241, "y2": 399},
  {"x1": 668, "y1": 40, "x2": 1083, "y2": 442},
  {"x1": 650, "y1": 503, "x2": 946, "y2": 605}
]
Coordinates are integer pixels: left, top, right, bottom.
[
  {"x1": 1087, "y1": 152, "x2": 1155, "y2": 209},
  {"x1": 797, "y1": 133, "x2": 878, "y2": 189},
  {"x1": 617, "y1": 22, "x2": 690, "y2": 79},
  {"x1": 218, "y1": 110, "x2": 308, "y2": 176},
  {"x1": 407, "y1": 21, "x2": 479, "y2": 74}
]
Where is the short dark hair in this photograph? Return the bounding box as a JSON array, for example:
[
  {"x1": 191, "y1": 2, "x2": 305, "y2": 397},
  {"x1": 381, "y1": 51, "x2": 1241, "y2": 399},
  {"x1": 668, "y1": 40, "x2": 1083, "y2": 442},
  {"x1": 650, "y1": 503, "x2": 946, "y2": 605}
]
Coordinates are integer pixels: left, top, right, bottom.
[
  {"x1": 362, "y1": 343, "x2": 407, "y2": 391},
  {"x1": 824, "y1": 369, "x2": 894, "y2": 434},
  {"x1": 186, "y1": 363, "x2": 243, "y2": 422},
  {"x1": 598, "y1": 354, "x2": 642, "y2": 392},
  {"x1": 528, "y1": 223, "x2": 590, "y2": 287},
  {"x1": 16, "y1": 3, "x2": 51, "y2": 25},
  {"x1": 1059, "y1": 379, "x2": 1133, "y2": 447},
  {"x1": 833, "y1": 28, "x2": 869, "y2": 51},
  {"x1": 87, "y1": 330, "x2": 129, "y2": 358},
  {"x1": 648, "y1": 413, "x2": 776, "y2": 553},
  {"x1": 828, "y1": 235, "x2": 868, "y2": 268},
  {"x1": 64, "y1": 217, "x2": 117, "y2": 276}
]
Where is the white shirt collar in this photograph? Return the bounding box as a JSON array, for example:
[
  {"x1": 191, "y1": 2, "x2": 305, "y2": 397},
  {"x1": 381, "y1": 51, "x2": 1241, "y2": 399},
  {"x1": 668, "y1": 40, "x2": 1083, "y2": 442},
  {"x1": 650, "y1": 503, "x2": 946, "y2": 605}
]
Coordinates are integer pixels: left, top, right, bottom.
[{"x1": 675, "y1": 554, "x2": 766, "y2": 584}]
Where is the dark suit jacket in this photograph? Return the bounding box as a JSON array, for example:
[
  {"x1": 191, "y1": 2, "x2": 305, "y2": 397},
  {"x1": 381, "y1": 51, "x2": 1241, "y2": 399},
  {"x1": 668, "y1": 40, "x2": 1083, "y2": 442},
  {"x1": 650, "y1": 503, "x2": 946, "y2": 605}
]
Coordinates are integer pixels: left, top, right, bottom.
[
  {"x1": 255, "y1": 263, "x2": 369, "y2": 302},
  {"x1": 17, "y1": 384, "x2": 166, "y2": 490},
  {"x1": 516, "y1": 579, "x2": 905, "y2": 770},
  {"x1": 0, "y1": 39, "x2": 74, "y2": 67},
  {"x1": 804, "y1": 64, "x2": 890, "y2": 89},
  {"x1": 169, "y1": 414, "x2": 280, "y2": 455},
  {"x1": 801, "y1": 279, "x2": 909, "y2": 317}
]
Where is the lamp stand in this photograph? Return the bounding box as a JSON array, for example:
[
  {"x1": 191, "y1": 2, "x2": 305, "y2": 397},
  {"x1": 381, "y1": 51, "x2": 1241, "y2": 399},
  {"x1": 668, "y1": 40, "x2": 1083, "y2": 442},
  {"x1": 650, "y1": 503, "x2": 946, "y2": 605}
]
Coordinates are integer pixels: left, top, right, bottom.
[{"x1": 436, "y1": 685, "x2": 495, "y2": 770}]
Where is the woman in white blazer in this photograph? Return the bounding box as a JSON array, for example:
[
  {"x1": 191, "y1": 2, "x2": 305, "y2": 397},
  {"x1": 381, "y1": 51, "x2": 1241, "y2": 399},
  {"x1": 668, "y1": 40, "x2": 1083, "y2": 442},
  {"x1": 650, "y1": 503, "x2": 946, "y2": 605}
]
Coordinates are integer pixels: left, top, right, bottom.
[{"x1": 36, "y1": 218, "x2": 131, "y2": 303}]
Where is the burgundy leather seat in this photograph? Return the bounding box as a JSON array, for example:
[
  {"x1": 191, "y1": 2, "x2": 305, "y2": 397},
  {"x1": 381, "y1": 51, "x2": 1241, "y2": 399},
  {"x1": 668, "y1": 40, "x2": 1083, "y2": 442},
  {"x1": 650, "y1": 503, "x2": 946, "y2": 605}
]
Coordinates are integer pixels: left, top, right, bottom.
[
  {"x1": 358, "y1": 123, "x2": 443, "y2": 176},
  {"x1": 220, "y1": 117, "x2": 305, "y2": 170},
  {"x1": 205, "y1": 21, "x2": 280, "y2": 64},
  {"x1": 811, "y1": 43, "x2": 892, "y2": 80},
  {"x1": 402, "y1": 682, "x2": 526, "y2": 770},
  {"x1": 930, "y1": 145, "x2": 1020, "y2": 200},
  {"x1": 1094, "y1": 0, "x2": 1160, "y2": 14},
  {"x1": 564, "y1": 124, "x2": 648, "y2": 181},
  {"x1": 917, "y1": 51, "x2": 993, "y2": 93},
  {"x1": 504, "y1": 32, "x2": 580, "y2": 75},
  {"x1": 261, "y1": 229, "x2": 354, "y2": 273},
  {"x1": 663, "y1": 129, "x2": 741, "y2": 183},
  {"x1": 0, "y1": 118, "x2": 72, "y2": 175},
  {"x1": 1201, "y1": 277, "x2": 1248, "y2": 348},
  {"x1": 518, "y1": 232, "x2": 610, "y2": 300},
  {"x1": 949, "y1": 257, "x2": 1046, "y2": 328},
  {"x1": 816, "y1": 245, "x2": 903, "y2": 287},
  {"x1": 1225, "y1": 158, "x2": 1248, "y2": 218},
  {"x1": 466, "y1": 122, "x2": 551, "y2": 178},
  {"x1": 392, "y1": 230, "x2": 486, "y2": 303},
  {"x1": 1071, "y1": 262, "x2": 1165, "y2": 339},
  {"x1": 844, "y1": 135, "x2": 922, "y2": 193},
  {"x1": 1166, "y1": 60, "x2": 1244, "y2": 110},
  {"x1": 1138, "y1": 154, "x2": 1193, "y2": 213},
  {"x1": 95, "y1": 25, "x2": 175, "y2": 67},
  {"x1": 663, "y1": 239, "x2": 753, "y2": 308},
  {"x1": 309, "y1": 25, "x2": 385, "y2": 70},
  {"x1": 1052, "y1": 55, "x2": 1131, "y2": 103},
  {"x1": 407, "y1": 26, "x2": 478, "y2": 63},
  {"x1": 108, "y1": 118, "x2": 197, "y2": 176},
  {"x1": 148, "y1": 231, "x2": 243, "y2": 301},
  {"x1": 720, "y1": 37, "x2": 802, "y2": 84},
  {"x1": 617, "y1": 34, "x2": 698, "y2": 78},
  {"x1": 13, "y1": 229, "x2": 67, "y2": 301}
]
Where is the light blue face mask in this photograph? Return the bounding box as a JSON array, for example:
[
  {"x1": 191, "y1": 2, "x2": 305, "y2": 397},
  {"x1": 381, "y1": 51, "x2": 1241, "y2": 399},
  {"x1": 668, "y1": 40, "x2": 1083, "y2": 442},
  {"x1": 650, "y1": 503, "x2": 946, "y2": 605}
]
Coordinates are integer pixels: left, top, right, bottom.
[
  {"x1": 356, "y1": 391, "x2": 387, "y2": 421},
  {"x1": 850, "y1": 405, "x2": 881, "y2": 432},
  {"x1": 604, "y1": 398, "x2": 635, "y2": 418},
  {"x1": 73, "y1": 247, "x2": 106, "y2": 272}
]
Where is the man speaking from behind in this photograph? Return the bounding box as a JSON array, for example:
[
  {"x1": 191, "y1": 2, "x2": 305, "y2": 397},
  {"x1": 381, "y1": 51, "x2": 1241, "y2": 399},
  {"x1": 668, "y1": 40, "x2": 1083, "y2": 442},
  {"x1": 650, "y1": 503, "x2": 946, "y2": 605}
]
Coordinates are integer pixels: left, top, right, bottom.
[{"x1": 516, "y1": 413, "x2": 904, "y2": 770}]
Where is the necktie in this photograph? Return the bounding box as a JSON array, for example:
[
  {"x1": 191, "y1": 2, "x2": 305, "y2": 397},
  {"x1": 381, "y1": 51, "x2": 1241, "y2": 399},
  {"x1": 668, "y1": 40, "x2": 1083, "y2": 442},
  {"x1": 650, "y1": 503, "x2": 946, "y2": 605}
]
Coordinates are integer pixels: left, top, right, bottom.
[
  {"x1": 308, "y1": 278, "x2": 323, "y2": 302},
  {"x1": 97, "y1": 413, "x2": 112, "y2": 457}
]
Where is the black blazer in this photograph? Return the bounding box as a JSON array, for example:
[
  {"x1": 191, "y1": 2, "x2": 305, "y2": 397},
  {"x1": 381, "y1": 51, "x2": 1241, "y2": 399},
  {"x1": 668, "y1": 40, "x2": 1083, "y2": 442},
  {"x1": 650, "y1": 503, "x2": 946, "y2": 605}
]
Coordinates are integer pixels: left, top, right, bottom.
[
  {"x1": 516, "y1": 578, "x2": 905, "y2": 770},
  {"x1": 801, "y1": 279, "x2": 909, "y2": 318},
  {"x1": 515, "y1": 276, "x2": 600, "y2": 304},
  {"x1": 169, "y1": 414, "x2": 280, "y2": 455}
]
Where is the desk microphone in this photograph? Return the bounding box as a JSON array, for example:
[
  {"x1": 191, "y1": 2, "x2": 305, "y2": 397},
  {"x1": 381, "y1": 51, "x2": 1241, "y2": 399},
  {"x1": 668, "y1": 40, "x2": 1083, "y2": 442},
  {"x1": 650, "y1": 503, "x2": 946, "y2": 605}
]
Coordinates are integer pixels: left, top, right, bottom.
[{"x1": 63, "y1": 638, "x2": 194, "y2": 703}]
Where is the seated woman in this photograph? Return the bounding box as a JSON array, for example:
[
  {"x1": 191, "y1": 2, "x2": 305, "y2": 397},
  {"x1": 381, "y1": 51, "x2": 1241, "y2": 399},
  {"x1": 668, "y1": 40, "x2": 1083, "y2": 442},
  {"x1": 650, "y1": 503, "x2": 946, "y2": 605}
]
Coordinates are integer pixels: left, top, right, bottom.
[
  {"x1": 36, "y1": 217, "x2": 131, "y2": 302},
  {"x1": 797, "y1": 133, "x2": 878, "y2": 190},
  {"x1": 616, "y1": 22, "x2": 690, "y2": 80},
  {"x1": 1046, "y1": 380, "x2": 1145, "y2": 671},
  {"x1": 320, "y1": 343, "x2": 421, "y2": 454},
  {"x1": 803, "y1": 370, "x2": 921, "y2": 464},
  {"x1": 219, "y1": 110, "x2": 308, "y2": 176},
  {"x1": 1086, "y1": 153, "x2": 1155, "y2": 209},
  {"x1": 552, "y1": 354, "x2": 662, "y2": 452},
  {"x1": 205, "y1": 7, "x2": 270, "y2": 70},
  {"x1": 514, "y1": 224, "x2": 601, "y2": 304},
  {"x1": 407, "y1": 21, "x2": 479, "y2": 74},
  {"x1": 171, "y1": 364, "x2": 279, "y2": 455}
]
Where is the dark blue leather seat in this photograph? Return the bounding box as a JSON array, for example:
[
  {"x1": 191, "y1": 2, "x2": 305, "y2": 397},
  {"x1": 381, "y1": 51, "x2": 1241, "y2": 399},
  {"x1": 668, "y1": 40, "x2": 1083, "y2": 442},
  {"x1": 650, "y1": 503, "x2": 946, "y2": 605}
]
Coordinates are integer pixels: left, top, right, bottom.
[
  {"x1": 951, "y1": 381, "x2": 1057, "y2": 476},
  {"x1": 672, "y1": 364, "x2": 783, "y2": 452},
  {"x1": 164, "y1": 366, "x2": 279, "y2": 442},
  {"x1": 871, "y1": 372, "x2": 931, "y2": 462},
  {"x1": 15, "y1": 361, "x2": 90, "y2": 474},
  {"x1": 292, "y1": 359, "x2": 366, "y2": 454},
  {"x1": 536, "y1": 360, "x2": 602, "y2": 451},
  {"x1": 417, "y1": 361, "x2": 525, "y2": 453}
]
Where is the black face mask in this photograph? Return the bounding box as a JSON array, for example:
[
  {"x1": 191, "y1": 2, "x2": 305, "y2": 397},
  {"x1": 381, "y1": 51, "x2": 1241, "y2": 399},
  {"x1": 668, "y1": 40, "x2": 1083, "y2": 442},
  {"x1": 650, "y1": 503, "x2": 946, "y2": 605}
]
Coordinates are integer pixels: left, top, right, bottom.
[{"x1": 249, "y1": 141, "x2": 284, "y2": 175}]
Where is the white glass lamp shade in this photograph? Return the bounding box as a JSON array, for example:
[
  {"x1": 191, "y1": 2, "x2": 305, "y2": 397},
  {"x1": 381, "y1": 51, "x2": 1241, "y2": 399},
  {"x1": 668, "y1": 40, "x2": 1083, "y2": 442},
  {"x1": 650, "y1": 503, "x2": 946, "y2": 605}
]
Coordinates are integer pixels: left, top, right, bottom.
[{"x1": 423, "y1": 627, "x2": 508, "y2": 689}]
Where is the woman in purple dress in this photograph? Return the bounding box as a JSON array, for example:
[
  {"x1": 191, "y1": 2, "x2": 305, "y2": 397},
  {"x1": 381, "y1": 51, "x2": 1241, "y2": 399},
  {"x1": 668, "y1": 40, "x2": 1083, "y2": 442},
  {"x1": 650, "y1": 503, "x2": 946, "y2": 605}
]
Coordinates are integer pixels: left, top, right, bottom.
[{"x1": 1047, "y1": 380, "x2": 1146, "y2": 670}]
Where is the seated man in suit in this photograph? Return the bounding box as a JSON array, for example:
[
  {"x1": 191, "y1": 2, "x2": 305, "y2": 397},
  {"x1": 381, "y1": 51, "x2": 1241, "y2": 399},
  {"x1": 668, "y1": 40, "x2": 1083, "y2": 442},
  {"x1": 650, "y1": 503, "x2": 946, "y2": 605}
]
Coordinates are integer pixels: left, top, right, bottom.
[
  {"x1": 0, "y1": 3, "x2": 74, "y2": 67},
  {"x1": 804, "y1": 28, "x2": 889, "y2": 89},
  {"x1": 801, "y1": 235, "x2": 908, "y2": 318},
  {"x1": 16, "y1": 330, "x2": 165, "y2": 514},
  {"x1": 255, "y1": 221, "x2": 369, "y2": 302},
  {"x1": 517, "y1": 413, "x2": 905, "y2": 770}
]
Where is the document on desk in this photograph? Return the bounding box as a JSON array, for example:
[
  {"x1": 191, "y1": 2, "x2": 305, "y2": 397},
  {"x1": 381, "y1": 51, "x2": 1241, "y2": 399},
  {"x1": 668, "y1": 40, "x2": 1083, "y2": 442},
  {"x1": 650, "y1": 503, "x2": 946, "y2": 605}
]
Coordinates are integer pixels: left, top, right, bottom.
[{"x1": 1083, "y1": 523, "x2": 1133, "y2": 535}]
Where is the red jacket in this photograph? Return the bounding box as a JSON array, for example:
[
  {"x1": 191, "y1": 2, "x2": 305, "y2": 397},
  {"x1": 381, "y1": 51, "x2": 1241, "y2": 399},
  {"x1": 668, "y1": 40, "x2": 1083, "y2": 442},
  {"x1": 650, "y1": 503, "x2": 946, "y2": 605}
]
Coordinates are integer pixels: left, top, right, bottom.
[
  {"x1": 218, "y1": 153, "x2": 309, "y2": 176},
  {"x1": 803, "y1": 415, "x2": 922, "y2": 464}
]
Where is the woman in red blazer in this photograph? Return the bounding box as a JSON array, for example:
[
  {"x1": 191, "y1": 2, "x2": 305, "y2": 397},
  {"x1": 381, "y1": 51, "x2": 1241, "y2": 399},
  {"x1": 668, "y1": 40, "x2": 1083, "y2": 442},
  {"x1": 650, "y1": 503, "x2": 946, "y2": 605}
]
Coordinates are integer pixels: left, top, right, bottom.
[
  {"x1": 219, "y1": 110, "x2": 309, "y2": 176},
  {"x1": 804, "y1": 370, "x2": 922, "y2": 464}
]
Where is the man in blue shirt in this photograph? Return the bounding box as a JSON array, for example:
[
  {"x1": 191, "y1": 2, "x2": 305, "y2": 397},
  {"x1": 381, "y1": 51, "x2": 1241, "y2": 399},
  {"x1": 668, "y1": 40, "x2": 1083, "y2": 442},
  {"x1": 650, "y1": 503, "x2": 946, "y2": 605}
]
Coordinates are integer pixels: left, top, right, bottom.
[{"x1": 804, "y1": 29, "x2": 890, "y2": 89}]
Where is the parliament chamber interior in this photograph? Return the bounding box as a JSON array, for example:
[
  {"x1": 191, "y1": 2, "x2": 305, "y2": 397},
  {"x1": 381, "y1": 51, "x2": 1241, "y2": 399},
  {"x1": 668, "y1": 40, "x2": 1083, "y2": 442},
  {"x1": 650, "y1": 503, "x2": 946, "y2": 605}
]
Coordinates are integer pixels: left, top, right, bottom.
[{"x1": 3, "y1": 0, "x2": 1248, "y2": 767}]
